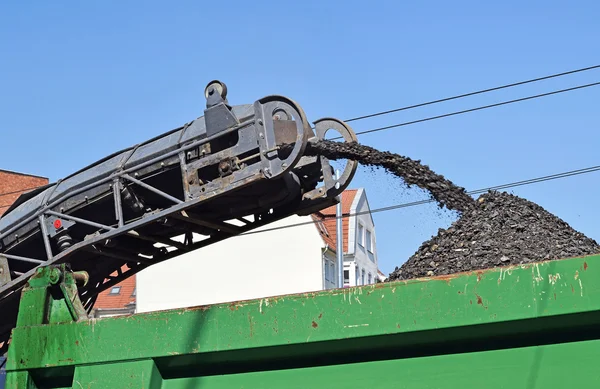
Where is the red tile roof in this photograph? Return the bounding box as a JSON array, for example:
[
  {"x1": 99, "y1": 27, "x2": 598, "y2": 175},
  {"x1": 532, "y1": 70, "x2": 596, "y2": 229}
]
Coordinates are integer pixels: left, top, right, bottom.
[
  {"x1": 312, "y1": 189, "x2": 358, "y2": 253},
  {"x1": 94, "y1": 266, "x2": 136, "y2": 309}
]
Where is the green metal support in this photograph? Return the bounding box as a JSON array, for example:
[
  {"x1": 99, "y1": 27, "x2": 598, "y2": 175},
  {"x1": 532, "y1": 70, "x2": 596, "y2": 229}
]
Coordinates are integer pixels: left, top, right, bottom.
[
  {"x1": 5, "y1": 255, "x2": 600, "y2": 388},
  {"x1": 16, "y1": 264, "x2": 89, "y2": 328}
]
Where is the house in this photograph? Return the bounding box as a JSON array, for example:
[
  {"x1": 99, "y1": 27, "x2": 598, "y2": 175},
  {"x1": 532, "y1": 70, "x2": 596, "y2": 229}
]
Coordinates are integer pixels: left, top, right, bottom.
[
  {"x1": 0, "y1": 169, "x2": 49, "y2": 216},
  {"x1": 91, "y1": 188, "x2": 381, "y2": 315},
  {"x1": 311, "y1": 188, "x2": 379, "y2": 288},
  {"x1": 90, "y1": 266, "x2": 137, "y2": 318}
]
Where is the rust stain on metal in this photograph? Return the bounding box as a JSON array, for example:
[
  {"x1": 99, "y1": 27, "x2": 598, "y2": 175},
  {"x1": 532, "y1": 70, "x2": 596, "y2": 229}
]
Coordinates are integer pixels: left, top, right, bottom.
[
  {"x1": 248, "y1": 313, "x2": 254, "y2": 337},
  {"x1": 183, "y1": 304, "x2": 211, "y2": 312},
  {"x1": 391, "y1": 265, "x2": 503, "y2": 285},
  {"x1": 439, "y1": 274, "x2": 459, "y2": 282},
  {"x1": 584, "y1": 262, "x2": 588, "y2": 271},
  {"x1": 312, "y1": 321, "x2": 318, "y2": 328},
  {"x1": 75, "y1": 340, "x2": 79, "y2": 346},
  {"x1": 318, "y1": 313, "x2": 323, "y2": 319},
  {"x1": 273, "y1": 295, "x2": 289, "y2": 303},
  {"x1": 475, "y1": 294, "x2": 488, "y2": 309},
  {"x1": 470, "y1": 300, "x2": 473, "y2": 305},
  {"x1": 571, "y1": 284, "x2": 575, "y2": 294},
  {"x1": 301, "y1": 291, "x2": 319, "y2": 299},
  {"x1": 434, "y1": 273, "x2": 461, "y2": 284}
]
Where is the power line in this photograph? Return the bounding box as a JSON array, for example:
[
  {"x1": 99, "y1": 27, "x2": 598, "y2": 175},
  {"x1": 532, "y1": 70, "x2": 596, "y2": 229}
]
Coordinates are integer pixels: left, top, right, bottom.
[
  {"x1": 344, "y1": 64, "x2": 600, "y2": 123},
  {"x1": 240, "y1": 164, "x2": 600, "y2": 236},
  {"x1": 332, "y1": 81, "x2": 600, "y2": 139}
]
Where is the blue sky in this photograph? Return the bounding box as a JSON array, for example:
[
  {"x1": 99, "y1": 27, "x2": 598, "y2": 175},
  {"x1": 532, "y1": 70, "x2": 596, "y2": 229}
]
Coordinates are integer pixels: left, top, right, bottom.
[{"x1": 1, "y1": 1, "x2": 599, "y2": 274}]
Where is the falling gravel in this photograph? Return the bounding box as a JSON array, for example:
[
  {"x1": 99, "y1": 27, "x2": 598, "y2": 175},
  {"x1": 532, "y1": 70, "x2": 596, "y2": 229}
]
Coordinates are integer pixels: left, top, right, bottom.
[
  {"x1": 388, "y1": 191, "x2": 600, "y2": 281},
  {"x1": 306, "y1": 140, "x2": 475, "y2": 214},
  {"x1": 306, "y1": 140, "x2": 600, "y2": 280}
]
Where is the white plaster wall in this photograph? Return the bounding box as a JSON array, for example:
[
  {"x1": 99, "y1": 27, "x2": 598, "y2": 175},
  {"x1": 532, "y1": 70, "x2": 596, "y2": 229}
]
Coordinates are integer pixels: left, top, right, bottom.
[
  {"x1": 136, "y1": 214, "x2": 325, "y2": 313},
  {"x1": 351, "y1": 189, "x2": 379, "y2": 285}
]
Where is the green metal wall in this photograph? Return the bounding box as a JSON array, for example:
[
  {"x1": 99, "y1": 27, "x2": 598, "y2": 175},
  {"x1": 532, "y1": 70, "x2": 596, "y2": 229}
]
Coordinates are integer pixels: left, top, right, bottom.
[{"x1": 6, "y1": 255, "x2": 600, "y2": 388}]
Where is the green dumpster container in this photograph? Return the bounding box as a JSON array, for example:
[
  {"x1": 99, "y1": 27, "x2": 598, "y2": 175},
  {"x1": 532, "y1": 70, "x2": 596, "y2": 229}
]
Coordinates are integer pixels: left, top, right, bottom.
[{"x1": 5, "y1": 254, "x2": 600, "y2": 388}]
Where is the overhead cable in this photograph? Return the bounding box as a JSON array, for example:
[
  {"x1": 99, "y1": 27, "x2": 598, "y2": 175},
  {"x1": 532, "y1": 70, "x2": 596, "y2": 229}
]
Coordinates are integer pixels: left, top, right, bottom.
[
  {"x1": 344, "y1": 64, "x2": 600, "y2": 123},
  {"x1": 341, "y1": 81, "x2": 600, "y2": 138}
]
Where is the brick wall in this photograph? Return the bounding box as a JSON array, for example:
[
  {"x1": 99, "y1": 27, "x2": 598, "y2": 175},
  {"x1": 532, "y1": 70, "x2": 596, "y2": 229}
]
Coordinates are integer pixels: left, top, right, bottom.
[{"x1": 0, "y1": 170, "x2": 49, "y2": 216}]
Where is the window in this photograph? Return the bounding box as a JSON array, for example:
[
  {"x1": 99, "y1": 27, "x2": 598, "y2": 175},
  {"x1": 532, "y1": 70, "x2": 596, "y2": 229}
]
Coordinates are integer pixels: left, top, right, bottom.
[
  {"x1": 344, "y1": 270, "x2": 350, "y2": 285},
  {"x1": 109, "y1": 286, "x2": 121, "y2": 295},
  {"x1": 330, "y1": 262, "x2": 335, "y2": 283},
  {"x1": 358, "y1": 223, "x2": 364, "y2": 247},
  {"x1": 368, "y1": 273, "x2": 372, "y2": 284},
  {"x1": 361, "y1": 269, "x2": 365, "y2": 285},
  {"x1": 325, "y1": 260, "x2": 335, "y2": 283},
  {"x1": 366, "y1": 229, "x2": 373, "y2": 252},
  {"x1": 317, "y1": 220, "x2": 329, "y2": 236}
]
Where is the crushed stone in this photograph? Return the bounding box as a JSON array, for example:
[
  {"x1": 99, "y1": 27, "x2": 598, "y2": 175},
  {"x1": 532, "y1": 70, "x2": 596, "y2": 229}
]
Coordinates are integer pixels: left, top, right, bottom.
[
  {"x1": 305, "y1": 140, "x2": 475, "y2": 214},
  {"x1": 388, "y1": 191, "x2": 600, "y2": 281}
]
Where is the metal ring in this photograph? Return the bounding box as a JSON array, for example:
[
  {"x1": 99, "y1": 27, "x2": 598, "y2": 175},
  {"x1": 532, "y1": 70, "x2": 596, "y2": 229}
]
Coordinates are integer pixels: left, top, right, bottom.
[
  {"x1": 255, "y1": 95, "x2": 310, "y2": 179},
  {"x1": 313, "y1": 118, "x2": 359, "y2": 197}
]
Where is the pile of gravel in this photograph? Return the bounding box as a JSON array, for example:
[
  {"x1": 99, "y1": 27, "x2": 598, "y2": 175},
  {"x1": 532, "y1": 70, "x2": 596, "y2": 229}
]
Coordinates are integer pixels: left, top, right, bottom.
[
  {"x1": 388, "y1": 190, "x2": 600, "y2": 281},
  {"x1": 306, "y1": 140, "x2": 475, "y2": 214}
]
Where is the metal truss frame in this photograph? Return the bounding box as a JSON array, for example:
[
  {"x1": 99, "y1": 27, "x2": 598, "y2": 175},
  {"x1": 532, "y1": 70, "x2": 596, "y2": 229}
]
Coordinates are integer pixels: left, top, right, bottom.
[{"x1": 0, "y1": 81, "x2": 359, "y2": 351}]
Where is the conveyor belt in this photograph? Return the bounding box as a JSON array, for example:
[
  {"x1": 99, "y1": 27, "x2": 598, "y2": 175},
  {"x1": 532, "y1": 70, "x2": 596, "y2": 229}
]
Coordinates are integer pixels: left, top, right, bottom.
[{"x1": 0, "y1": 80, "x2": 358, "y2": 349}]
